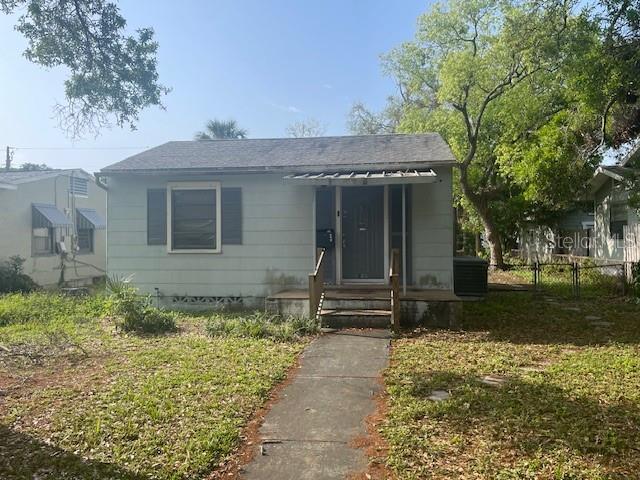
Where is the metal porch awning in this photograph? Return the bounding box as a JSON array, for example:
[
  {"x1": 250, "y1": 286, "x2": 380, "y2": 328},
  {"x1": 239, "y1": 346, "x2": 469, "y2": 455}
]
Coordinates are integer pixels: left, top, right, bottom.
[
  {"x1": 76, "y1": 208, "x2": 106, "y2": 230},
  {"x1": 32, "y1": 203, "x2": 73, "y2": 228},
  {"x1": 283, "y1": 169, "x2": 438, "y2": 185}
]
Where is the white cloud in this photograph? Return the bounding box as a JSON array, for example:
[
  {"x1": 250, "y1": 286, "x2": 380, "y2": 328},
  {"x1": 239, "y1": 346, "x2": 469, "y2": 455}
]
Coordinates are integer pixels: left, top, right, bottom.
[
  {"x1": 322, "y1": 83, "x2": 333, "y2": 90},
  {"x1": 267, "y1": 100, "x2": 302, "y2": 114}
]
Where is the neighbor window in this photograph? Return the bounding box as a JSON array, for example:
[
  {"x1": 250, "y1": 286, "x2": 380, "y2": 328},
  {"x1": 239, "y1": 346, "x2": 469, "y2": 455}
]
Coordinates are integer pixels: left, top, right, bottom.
[
  {"x1": 168, "y1": 182, "x2": 221, "y2": 252},
  {"x1": 609, "y1": 203, "x2": 627, "y2": 239},
  {"x1": 33, "y1": 227, "x2": 55, "y2": 256},
  {"x1": 77, "y1": 228, "x2": 94, "y2": 254}
]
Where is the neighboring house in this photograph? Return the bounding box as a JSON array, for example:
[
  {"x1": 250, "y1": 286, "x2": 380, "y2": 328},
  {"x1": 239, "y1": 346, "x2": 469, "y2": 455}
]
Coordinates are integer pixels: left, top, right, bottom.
[
  {"x1": 590, "y1": 144, "x2": 640, "y2": 262},
  {"x1": 98, "y1": 134, "x2": 457, "y2": 315},
  {"x1": 520, "y1": 204, "x2": 595, "y2": 262},
  {"x1": 0, "y1": 169, "x2": 107, "y2": 286},
  {"x1": 520, "y1": 143, "x2": 640, "y2": 265}
]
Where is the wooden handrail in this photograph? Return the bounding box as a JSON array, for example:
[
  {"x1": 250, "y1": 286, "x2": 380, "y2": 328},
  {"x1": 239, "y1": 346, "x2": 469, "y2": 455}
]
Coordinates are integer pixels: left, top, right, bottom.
[
  {"x1": 390, "y1": 248, "x2": 401, "y2": 332},
  {"x1": 308, "y1": 248, "x2": 326, "y2": 319}
]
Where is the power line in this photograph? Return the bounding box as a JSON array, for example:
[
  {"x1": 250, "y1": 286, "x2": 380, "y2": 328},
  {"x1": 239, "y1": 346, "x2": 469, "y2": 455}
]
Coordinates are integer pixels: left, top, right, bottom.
[{"x1": 12, "y1": 146, "x2": 149, "y2": 151}]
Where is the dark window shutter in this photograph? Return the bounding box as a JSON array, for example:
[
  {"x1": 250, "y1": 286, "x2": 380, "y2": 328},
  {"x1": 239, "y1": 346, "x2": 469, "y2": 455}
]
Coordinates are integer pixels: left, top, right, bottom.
[
  {"x1": 147, "y1": 189, "x2": 167, "y2": 245},
  {"x1": 222, "y1": 188, "x2": 242, "y2": 245}
]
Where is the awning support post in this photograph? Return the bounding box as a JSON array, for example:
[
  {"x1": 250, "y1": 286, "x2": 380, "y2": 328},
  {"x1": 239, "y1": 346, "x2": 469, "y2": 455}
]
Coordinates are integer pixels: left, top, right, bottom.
[{"x1": 402, "y1": 184, "x2": 407, "y2": 295}]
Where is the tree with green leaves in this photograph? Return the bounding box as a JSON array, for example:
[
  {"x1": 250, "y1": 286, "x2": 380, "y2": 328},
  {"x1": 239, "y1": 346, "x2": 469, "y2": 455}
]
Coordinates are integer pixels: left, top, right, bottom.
[
  {"x1": 18, "y1": 162, "x2": 50, "y2": 171},
  {"x1": 382, "y1": 0, "x2": 597, "y2": 267},
  {"x1": 195, "y1": 119, "x2": 248, "y2": 140},
  {"x1": 572, "y1": 0, "x2": 640, "y2": 151},
  {"x1": 347, "y1": 99, "x2": 402, "y2": 135},
  {"x1": 1, "y1": 0, "x2": 169, "y2": 138}
]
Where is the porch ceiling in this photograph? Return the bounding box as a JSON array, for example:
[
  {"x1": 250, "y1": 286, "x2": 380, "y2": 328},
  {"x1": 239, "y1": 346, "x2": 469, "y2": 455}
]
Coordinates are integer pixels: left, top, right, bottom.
[{"x1": 283, "y1": 169, "x2": 438, "y2": 186}]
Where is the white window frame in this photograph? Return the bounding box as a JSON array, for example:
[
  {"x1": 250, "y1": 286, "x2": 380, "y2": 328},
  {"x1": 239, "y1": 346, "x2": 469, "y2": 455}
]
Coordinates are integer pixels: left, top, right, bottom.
[{"x1": 167, "y1": 181, "x2": 222, "y2": 254}]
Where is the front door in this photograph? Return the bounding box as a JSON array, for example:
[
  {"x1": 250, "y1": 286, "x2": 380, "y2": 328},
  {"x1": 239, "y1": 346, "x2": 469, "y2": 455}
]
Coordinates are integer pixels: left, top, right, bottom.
[{"x1": 341, "y1": 186, "x2": 385, "y2": 280}]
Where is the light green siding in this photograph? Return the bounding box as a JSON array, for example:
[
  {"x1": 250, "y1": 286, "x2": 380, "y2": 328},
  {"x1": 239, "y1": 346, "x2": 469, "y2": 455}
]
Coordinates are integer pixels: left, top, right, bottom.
[
  {"x1": 411, "y1": 167, "x2": 454, "y2": 289},
  {"x1": 107, "y1": 173, "x2": 315, "y2": 300},
  {"x1": 106, "y1": 168, "x2": 455, "y2": 300},
  {"x1": 593, "y1": 179, "x2": 638, "y2": 261}
]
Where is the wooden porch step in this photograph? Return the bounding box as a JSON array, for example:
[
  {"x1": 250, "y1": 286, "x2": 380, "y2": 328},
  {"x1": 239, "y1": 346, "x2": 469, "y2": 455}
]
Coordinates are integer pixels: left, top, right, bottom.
[{"x1": 320, "y1": 308, "x2": 391, "y2": 329}]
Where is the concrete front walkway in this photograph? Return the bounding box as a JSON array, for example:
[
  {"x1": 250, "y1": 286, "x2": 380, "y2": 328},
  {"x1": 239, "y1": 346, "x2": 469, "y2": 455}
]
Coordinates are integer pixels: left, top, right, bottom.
[{"x1": 241, "y1": 329, "x2": 390, "y2": 480}]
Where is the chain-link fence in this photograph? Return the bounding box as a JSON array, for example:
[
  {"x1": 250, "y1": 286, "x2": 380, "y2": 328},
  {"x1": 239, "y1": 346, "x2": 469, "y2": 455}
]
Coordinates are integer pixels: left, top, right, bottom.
[{"x1": 488, "y1": 259, "x2": 630, "y2": 299}]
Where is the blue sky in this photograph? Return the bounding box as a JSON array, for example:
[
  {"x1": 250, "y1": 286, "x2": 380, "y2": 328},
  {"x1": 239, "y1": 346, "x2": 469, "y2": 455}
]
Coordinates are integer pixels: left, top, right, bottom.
[{"x1": 0, "y1": 0, "x2": 429, "y2": 172}]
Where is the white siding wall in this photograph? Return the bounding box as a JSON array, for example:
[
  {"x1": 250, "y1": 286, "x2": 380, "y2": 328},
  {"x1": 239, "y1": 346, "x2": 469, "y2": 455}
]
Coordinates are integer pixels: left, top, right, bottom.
[
  {"x1": 0, "y1": 174, "x2": 106, "y2": 286},
  {"x1": 593, "y1": 180, "x2": 638, "y2": 261},
  {"x1": 107, "y1": 173, "x2": 315, "y2": 299},
  {"x1": 411, "y1": 167, "x2": 454, "y2": 290}
]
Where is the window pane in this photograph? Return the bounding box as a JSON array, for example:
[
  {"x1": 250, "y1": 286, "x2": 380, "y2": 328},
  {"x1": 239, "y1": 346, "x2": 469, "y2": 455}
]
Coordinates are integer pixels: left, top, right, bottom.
[
  {"x1": 33, "y1": 227, "x2": 53, "y2": 254},
  {"x1": 610, "y1": 203, "x2": 628, "y2": 238},
  {"x1": 77, "y1": 229, "x2": 93, "y2": 253},
  {"x1": 611, "y1": 203, "x2": 627, "y2": 222},
  {"x1": 147, "y1": 189, "x2": 167, "y2": 245},
  {"x1": 171, "y1": 189, "x2": 217, "y2": 249}
]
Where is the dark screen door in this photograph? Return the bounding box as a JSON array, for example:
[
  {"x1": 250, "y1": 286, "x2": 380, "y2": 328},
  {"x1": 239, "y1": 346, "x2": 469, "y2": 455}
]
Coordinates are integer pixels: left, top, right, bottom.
[{"x1": 341, "y1": 186, "x2": 384, "y2": 280}]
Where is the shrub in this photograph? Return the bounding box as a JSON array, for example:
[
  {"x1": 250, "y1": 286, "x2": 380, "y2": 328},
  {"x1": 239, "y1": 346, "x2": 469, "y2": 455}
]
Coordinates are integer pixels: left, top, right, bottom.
[
  {"x1": 106, "y1": 276, "x2": 176, "y2": 334},
  {"x1": 0, "y1": 256, "x2": 38, "y2": 294},
  {"x1": 205, "y1": 311, "x2": 318, "y2": 341}
]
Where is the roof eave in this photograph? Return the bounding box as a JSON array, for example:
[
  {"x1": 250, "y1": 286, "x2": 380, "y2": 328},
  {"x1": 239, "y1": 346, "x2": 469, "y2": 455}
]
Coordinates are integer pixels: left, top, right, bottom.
[
  {"x1": 99, "y1": 160, "x2": 458, "y2": 176},
  {"x1": 589, "y1": 166, "x2": 628, "y2": 194}
]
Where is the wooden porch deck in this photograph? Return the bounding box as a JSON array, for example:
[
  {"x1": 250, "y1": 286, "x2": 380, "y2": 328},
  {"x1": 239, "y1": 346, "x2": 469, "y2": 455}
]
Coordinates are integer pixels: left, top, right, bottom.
[{"x1": 268, "y1": 286, "x2": 461, "y2": 302}]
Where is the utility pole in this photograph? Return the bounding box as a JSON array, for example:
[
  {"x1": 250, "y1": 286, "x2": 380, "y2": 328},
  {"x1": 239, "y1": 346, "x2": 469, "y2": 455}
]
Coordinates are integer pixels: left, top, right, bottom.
[{"x1": 5, "y1": 146, "x2": 14, "y2": 171}]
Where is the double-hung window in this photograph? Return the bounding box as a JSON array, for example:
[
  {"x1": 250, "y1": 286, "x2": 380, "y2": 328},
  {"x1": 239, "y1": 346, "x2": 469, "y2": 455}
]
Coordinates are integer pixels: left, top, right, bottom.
[
  {"x1": 33, "y1": 227, "x2": 55, "y2": 255},
  {"x1": 609, "y1": 202, "x2": 627, "y2": 239},
  {"x1": 74, "y1": 208, "x2": 105, "y2": 254},
  {"x1": 32, "y1": 203, "x2": 72, "y2": 256},
  {"x1": 77, "y1": 228, "x2": 94, "y2": 253},
  {"x1": 167, "y1": 182, "x2": 221, "y2": 253}
]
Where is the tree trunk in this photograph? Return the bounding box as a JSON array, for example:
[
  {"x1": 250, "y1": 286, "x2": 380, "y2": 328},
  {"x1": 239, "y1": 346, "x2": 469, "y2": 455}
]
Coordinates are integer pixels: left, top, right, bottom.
[
  {"x1": 479, "y1": 210, "x2": 505, "y2": 269},
  {"x1": 459, "y1": 166, "x2": 506, "y2": 269}
]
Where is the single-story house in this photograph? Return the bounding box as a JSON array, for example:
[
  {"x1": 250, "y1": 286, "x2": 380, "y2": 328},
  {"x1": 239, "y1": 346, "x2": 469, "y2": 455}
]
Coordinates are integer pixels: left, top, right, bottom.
[
  {"x1": 589, "y1": 142, "x2": 640, "y2": 262},
  {"x1": 98, "y1": 134, "x2": 460, "y2": 325},
  {"x1": 0, "y1": 169, "x2": 107, "y2": 286}
]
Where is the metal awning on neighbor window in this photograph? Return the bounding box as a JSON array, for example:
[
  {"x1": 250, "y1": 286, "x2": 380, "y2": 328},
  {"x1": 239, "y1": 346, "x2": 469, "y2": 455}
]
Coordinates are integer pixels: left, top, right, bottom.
[
  {"x1": 76, "y1": 208, "x2": 106, "y2": 230},
  {"x1": 283, "y1": 169, "x2": 438, "y2": 185},
  {"x1": 32, "y1": 203, "x2": 73, "y2": 228}
]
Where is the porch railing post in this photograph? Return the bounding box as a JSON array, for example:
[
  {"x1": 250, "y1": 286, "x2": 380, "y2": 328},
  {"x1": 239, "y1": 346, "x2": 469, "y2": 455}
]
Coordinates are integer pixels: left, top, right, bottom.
[
  {"x1": 308, "y1": 248, "x2": 326, "y2": 319},
  {"x1": 390, "y1": 248, "x2": 401, "y2": 332}
]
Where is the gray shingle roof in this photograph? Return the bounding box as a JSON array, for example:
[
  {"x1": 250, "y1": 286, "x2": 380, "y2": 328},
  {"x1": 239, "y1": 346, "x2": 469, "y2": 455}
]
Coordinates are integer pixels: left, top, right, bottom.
[
  {"x1": 101, "y1": 134, "x2": 456, "y2": 173},
  {"x1": 0, "y1": 169, "x2": 91, "y2": 185},
  {"x1": 0, "y1": 170, "x2": 63, "y2": 184}
]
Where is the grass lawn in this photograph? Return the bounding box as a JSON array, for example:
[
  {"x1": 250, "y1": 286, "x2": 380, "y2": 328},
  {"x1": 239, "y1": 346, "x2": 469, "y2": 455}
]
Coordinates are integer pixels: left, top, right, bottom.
[
  {"x1": 0, "y1": 293, "x2": 310, "y2": 480},
  {"x1": 383, "y1": 293, "x2": 640, "y2": 479}
]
